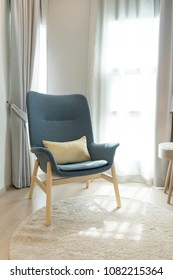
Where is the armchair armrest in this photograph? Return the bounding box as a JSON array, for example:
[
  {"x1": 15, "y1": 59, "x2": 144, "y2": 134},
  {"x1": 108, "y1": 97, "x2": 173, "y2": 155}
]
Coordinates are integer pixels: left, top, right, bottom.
[
  {"x1": 89, "y1": 142, "x2": 120, "y2": 163},
  {"x1": 31, "y1": 147, "x2": 59, "y2": 174}
]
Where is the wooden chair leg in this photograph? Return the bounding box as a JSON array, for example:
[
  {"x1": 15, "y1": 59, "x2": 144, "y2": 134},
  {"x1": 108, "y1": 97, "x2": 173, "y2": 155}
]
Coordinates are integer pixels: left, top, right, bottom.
[
  {"x1": 28, "y1": 159, "x2": 39, "y2": 199},
  {"x1": 86, "y1": 180, "x2": 90, "y2": 189},
  {"x1": 46, "y1": 161, "x2": 52, "y2": 226},
  {"x1": 111, "y1": 163, "x2": 121, "y2": 208},
  {"x1": 167, "y1": 163, "x2": 173, "y2": 204},
  {"x1": 164, "y1": 161, "x2": 172, "y2": 193}
]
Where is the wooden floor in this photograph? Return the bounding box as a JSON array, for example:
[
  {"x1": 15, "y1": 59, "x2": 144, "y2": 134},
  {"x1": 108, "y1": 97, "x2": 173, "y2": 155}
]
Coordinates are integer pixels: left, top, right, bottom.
[{"x1": 0, "y1": 180, "x2": 172, "y2": 260}]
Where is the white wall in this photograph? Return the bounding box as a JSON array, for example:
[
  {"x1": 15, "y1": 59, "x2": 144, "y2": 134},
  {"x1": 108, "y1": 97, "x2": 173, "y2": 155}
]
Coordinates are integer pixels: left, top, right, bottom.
[
  {"x1": 0, "y1": 0, "x2": 11, "y2": 191},
  {"x1": 47, "y1": 0, "x2": 91, "y2": 95}
]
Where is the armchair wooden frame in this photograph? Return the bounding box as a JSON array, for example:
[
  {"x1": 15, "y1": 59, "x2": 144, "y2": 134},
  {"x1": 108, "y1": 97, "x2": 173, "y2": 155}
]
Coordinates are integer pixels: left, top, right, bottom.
[{"x1": 29, "y1": 159, "x2": 121, "y2": 226}]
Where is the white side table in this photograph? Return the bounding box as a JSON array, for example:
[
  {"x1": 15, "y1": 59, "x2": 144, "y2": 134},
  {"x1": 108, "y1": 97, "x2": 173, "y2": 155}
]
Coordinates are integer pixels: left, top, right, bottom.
[{"x1": 158, "y1": 142, "x2": 173, "y2": 204}]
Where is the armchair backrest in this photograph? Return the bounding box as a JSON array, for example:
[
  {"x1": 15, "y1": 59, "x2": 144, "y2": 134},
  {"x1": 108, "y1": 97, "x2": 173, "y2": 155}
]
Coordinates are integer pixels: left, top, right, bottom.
[{"x1": 26, "y1": 92, "x2": 94, "y2": 148}]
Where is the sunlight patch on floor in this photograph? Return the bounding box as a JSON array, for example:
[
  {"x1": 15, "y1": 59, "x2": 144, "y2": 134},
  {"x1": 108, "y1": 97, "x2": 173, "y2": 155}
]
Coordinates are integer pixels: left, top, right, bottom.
[{"x1": 78, "y1": 221, "x2": 143, "y2": 241}]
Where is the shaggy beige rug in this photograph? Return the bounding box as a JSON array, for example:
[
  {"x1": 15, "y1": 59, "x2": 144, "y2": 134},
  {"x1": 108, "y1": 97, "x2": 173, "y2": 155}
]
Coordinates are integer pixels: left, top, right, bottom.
[{"x1": 9, "y1": 196, "x2": 173, "y2": 260}]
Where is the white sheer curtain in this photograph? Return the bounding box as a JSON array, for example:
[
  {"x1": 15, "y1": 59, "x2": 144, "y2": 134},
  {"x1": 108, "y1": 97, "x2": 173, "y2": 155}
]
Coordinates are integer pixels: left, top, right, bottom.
[
  {"x1": 88, "y1": 0, "x2": 160, "y2": 184},
  {"x1": 31, "y1": 0, "x2": 48, "y2": 93},
  {"x1": 154, "y1": 0, "x2": 173, "y2": 187},
  {"x1": 9, "y1": 0, "x2": 48, "y2": 188}
]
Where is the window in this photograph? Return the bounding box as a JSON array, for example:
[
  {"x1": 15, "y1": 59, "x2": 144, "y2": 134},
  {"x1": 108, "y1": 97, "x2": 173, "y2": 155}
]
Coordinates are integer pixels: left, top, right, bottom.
[
  {"x1": 103, "y1": 17, "x2": 159, "y2": 183},
  {"x1": 31, "y1": 19, "x2": 47, "y2": 93}
]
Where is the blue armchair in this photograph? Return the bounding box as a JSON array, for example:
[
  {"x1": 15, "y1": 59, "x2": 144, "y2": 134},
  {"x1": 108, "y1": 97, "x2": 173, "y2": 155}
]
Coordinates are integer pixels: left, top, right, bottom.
[{"x1": 27, "y1": 91, "x2": 121, "y2": 225}]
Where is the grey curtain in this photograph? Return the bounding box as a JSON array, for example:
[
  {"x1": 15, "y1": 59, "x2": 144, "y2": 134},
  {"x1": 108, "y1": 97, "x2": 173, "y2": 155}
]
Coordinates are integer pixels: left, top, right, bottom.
[
  {"x1": 9, "y1": 0, "x2": 42, "y2": 188},
  {"x1": 154, "y1": 0, "x2": 173, "y2": 187}
]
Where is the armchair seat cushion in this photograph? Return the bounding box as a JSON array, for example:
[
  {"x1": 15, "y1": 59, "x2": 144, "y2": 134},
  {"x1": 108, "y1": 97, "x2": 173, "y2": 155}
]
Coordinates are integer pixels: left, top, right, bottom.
[{"x1": 57, "y1": 160, "x2": 108, "y2": 171}]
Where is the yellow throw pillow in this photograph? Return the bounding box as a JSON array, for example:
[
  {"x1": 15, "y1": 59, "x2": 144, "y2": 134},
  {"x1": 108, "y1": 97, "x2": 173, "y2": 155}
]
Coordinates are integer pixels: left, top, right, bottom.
[{"x1": 43, "y1": 136, "x2": 91, "y2": 164}]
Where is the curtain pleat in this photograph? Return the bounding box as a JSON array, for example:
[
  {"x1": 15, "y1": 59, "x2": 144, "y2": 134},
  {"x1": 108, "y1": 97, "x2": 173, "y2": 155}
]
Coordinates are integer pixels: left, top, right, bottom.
[
  {"x1": 114, "y1": 0, "x2": 160, "y2": 19},
  {"x1": 9, "y1": 0, "x2": 41, "y2": 188}
]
